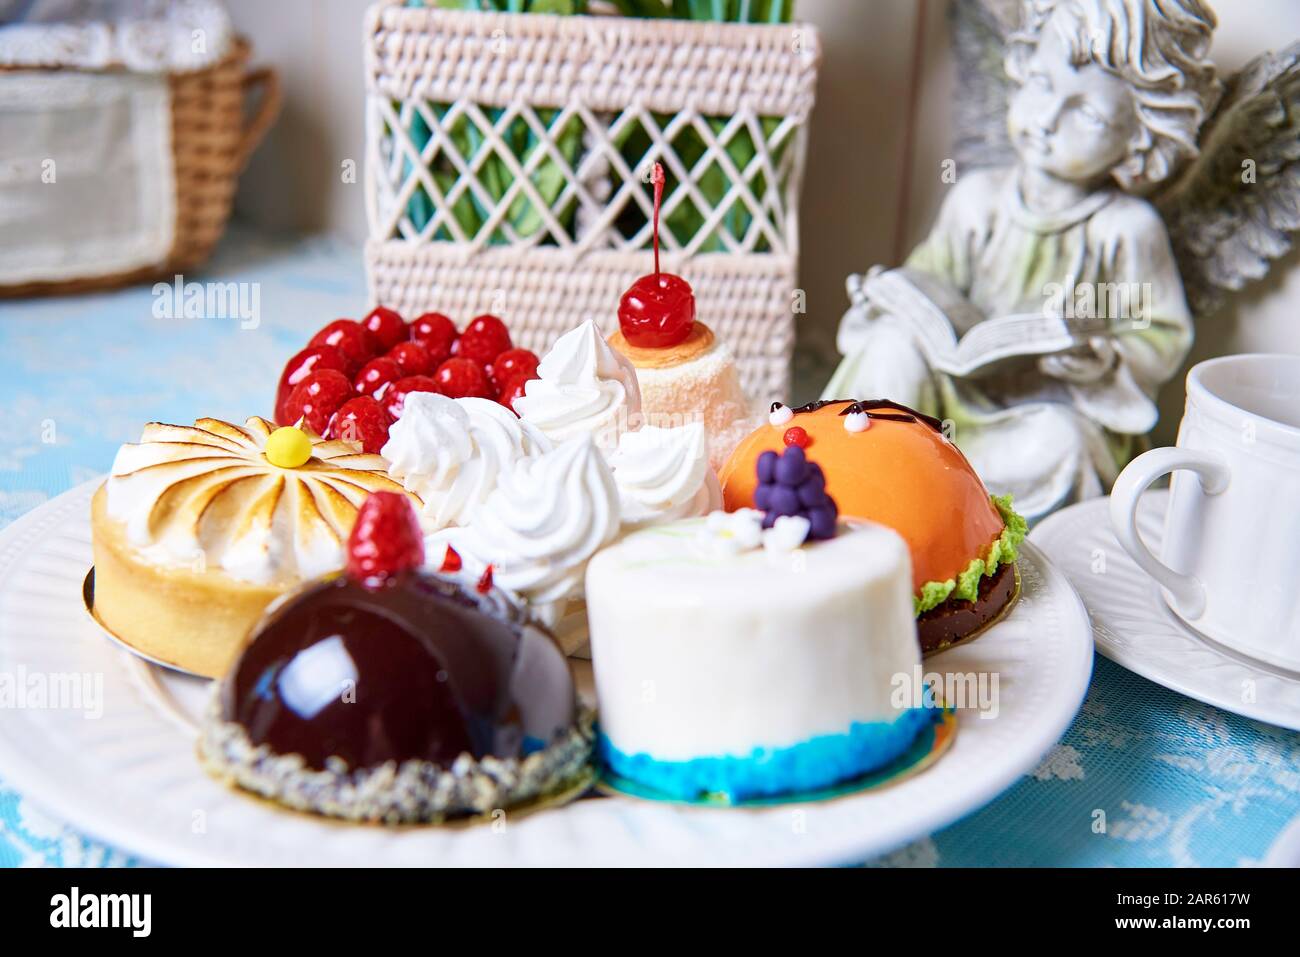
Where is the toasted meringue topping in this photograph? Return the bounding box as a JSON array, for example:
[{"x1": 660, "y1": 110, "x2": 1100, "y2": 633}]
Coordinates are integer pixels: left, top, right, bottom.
[{"x1": 106, "y1": 416, "x2": 417, "y2": 585}]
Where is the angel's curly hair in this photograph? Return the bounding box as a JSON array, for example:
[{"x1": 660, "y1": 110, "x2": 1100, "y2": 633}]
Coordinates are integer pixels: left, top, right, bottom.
[{"x1": 1006, "y1": 0, "x2": 1224, "y2": 190}]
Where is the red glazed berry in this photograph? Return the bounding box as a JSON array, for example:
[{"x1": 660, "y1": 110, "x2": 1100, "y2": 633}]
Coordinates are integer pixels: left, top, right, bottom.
[
  {"x1": 453, "y1": 315, "x2": 512, "y2": 366},
  {"x1": 618, "y1": 273, "x2": 696, "y2": 348},
  {"x1": 497, "y1": 372, "x2": 532, "y2": 413},
  {"x1": 275, "y1": 345, "x2": 347, "y2": 425},
  {"x1": 783, "y1": 426, "x2": 810, "y2": 449},
  {"x1": 382, "y1": 375, "x2": 441, "y2": 420},
  {"x1": 434, "y1": 357, "x2": 491, "y2": 399},
  {"x1": 283, "y1": 369, "x2": 354, "y2": 435},
  {"x1": 488, "y1": 348, "x2": 540, "y2": 390},
  {"x1": 476, "y1": 564, "x2": 495, "y2": 595},
  {"x1": 360, "y1": 306, "x2": 406, "y2": 352},
  {"x1": 617, "y1": 163, "x2": 696, "y2": 348},
  {"x1": 386, "y1": 341, "x2": 436, "y2": 378},
  {"x1": 439, "y1": 545, "x2": 462, "y2": 574},
  {"x1": 353, "y1": 356, "x2": 403, "y2": 398},
  {"x1": 328, "y1": 396, "x2": 392, "y2": 454},
  {"x1": 346, "y1": 491, "x2": 424, "y2": 588},
  {"x1": 308, "y1": 319, "x2": 378, "y2": 376},
  {"x1": 409, "y1": 312, "x2": 458, "y2": 366}
]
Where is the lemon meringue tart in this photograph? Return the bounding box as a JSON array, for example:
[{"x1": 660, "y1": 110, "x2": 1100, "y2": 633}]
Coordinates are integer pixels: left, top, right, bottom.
[{"x1": 90, "y1": 417, "x2": 418, "y2": 677}]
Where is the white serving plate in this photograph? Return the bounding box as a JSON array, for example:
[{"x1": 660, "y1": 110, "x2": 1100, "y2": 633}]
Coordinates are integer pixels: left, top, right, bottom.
[
  {"x1": 0, "y1": 479, "x2": 1093, "y2": 866},
  {"x1": 1031, "y1": 490, "x2": 1300, "y2": 732}
]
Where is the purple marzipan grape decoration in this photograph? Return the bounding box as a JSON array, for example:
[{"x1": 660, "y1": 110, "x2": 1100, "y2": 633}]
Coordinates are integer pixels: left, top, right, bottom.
[{"x1": 754, "y1": 446, "x2": 838, "y2": 540}]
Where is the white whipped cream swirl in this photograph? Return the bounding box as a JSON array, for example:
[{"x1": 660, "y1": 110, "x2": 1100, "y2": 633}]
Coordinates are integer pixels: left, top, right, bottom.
[
  {"x1": 382, "y1": 392, "x2": 551, "y2": 530},
  {"x1": 427, "y1": 436, "x2": 620, "y2": 610},
  {"x1": 610, "y1": 423, "x2": 720, "y2": 529},
  {"x1": 515, "y1": 320, "x2": 641, "y2": 449}
]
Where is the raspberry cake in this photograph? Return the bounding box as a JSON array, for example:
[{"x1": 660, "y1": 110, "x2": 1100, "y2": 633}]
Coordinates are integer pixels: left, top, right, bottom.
[{"x1": 274, "y1": 307, "x2": 542, "y2": 453}]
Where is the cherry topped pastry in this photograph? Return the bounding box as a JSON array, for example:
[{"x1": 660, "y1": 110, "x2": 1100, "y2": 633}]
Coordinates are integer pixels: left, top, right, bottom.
[
  {"x1": 198, "y1": 492, "x2": 594, "y2": 824},
  {"x1": 606, "y1": 164, "x2": 752, "y2": 470}
]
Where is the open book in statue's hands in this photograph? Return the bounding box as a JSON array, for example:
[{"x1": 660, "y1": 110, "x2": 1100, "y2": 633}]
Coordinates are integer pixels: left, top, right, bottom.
[{"x1": 851, "y1": 268, "x2": 1109, "y2": 378}]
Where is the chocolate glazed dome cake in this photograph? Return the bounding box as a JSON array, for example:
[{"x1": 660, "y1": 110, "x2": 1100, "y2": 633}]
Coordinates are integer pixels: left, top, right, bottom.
[{"x1": 199, "y1": 492, "x2": 594, "y2": 824}]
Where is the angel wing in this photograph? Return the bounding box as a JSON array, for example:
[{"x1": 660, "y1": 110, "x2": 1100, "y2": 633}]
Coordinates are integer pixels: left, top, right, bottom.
[
  {"x1": 1155, "y1": 43, "x2": 1300, "y2": 318},
  {"x1": 949, "y1": 0, "x2": 1022, "y2": 172}
]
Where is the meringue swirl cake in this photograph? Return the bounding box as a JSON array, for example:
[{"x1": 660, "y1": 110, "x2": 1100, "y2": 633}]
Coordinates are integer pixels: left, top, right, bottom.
[{"x1": 90, "y1": 417, "x2": 417, "y2": 677}]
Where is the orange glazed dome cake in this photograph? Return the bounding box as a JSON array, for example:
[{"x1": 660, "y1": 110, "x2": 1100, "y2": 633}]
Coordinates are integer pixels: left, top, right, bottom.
[
  {"x1": 90, "y1": 416, "x2": 417, "y2": 677},
  {"x1": 720, "y1": 399, "x2": 1026, "y2": 653}
]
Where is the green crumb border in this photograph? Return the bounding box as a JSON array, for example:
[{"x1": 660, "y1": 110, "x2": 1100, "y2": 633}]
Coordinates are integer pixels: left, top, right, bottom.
[{"x1": 912, "y1": 495, "x2": 1027, "y2": 617}]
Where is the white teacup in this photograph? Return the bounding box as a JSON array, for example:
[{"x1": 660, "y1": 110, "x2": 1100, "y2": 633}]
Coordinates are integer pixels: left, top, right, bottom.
[{"x1": 1110, "y1": 353, "x2": 1300, "y2": 671}]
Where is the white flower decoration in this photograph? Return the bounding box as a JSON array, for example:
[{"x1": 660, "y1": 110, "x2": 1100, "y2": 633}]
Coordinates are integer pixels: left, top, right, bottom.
[
  {"x1": 695, "y1": 508, "x2": 764, "y2": 557},
  {"x1": 762, "y1": 514, "x2": 811, "y2": 553}
]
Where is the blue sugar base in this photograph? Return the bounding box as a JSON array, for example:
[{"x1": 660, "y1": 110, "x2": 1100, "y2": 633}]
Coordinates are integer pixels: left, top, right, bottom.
[{"x1": 598, "y1": 708, "x2": 937, "y2": 802}]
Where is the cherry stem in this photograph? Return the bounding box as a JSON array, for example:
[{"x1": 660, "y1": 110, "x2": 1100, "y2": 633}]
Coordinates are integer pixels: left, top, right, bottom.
[{"x1": 651, "y1": 162, "x2": 664, "y2": 278}]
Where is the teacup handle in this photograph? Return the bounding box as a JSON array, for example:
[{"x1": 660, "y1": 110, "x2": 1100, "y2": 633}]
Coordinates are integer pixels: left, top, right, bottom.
[{"x1": 1108, "y1": 447, "x2": 1230, "y2": 620}]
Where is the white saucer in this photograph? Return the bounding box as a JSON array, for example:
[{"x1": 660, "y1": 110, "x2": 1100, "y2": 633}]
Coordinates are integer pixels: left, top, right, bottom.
[
  {"x1": 1264, "y1": 815, "x2": 1300, "y2": 867},
  {"x1": 0, "y1": 479, "x2": 1094, "y2": 866},
  {"x1": 1031, "y1": 489, "x2": 1300, "y2": 731}
]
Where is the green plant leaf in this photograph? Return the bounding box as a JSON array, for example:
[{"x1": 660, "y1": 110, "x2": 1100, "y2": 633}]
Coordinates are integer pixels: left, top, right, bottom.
[{"x1": 530, "y1": 0, "x2": 580, "y2": 12}]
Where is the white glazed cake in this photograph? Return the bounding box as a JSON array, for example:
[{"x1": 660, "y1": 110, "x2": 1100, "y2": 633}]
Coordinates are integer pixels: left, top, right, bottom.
[{"x1": 585, "y1": 510, "x2": 933, "y2": 800}]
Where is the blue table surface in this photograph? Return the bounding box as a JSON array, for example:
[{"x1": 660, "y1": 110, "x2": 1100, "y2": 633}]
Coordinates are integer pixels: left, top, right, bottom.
[{"x1": 2, "y1": 229, "x2": 1298, "y2": 868}]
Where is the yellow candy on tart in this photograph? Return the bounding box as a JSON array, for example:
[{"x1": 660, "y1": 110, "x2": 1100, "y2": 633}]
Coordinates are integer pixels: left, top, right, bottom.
[{"x1": 265, "y1": 425, "x2": 314, "y2": 468}]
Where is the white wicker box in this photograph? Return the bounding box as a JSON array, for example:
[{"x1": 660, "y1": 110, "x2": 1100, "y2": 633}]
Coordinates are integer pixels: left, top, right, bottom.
[{"x1": 362, "y1": 3, "x2": 820, "y2": 402}]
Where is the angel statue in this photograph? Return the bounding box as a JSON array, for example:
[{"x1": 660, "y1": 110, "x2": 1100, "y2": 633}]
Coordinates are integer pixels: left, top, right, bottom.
[{"x1": 823, "y1": 0, "x2": 1300, "y2": 522}]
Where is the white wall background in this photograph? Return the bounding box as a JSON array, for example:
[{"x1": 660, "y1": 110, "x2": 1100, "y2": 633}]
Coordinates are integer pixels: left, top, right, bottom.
[{"x1": 228, "y1": 0, "x2": 1300, "y2": 437}]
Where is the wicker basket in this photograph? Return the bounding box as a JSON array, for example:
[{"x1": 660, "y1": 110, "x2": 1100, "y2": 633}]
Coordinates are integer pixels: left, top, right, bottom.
[
  {"x1": 363, "y1": 5, "x2": 820, "y2": 402},
  {"x1": 0, "y1": 38, "x2": 279, "y2": 298}
]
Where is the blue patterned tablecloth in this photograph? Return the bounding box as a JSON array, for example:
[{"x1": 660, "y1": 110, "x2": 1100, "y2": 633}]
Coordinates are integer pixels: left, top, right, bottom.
[{"x1": 1, "y1": 229, "x2": 1297, "y2": 867}]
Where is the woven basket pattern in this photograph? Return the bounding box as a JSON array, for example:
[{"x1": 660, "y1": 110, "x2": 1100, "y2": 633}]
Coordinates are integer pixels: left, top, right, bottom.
[
  {"x1": 0, "y1": 38, "x2": 278, "y2": 297},
  {"x1": 363, "y1": 4, "x2": 820, "y2": 401},
  {"x1": 169, "y1": 40, "x2": 261, "y2": 277}
]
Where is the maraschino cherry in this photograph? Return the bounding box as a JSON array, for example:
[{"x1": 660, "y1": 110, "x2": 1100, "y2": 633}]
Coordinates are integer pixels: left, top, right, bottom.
[{"x1": 617, "y1": 162, "x2": 696, "y2": 348}]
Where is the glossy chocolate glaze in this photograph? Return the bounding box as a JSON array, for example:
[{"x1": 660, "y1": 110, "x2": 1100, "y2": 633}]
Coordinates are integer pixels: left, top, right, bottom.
[
  {"x1": 220, "y1": 573, "x2": 576, "y2": 772},
  {"x1": 917, "y1": 561, "x2": 1018, "y2": 655}
]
